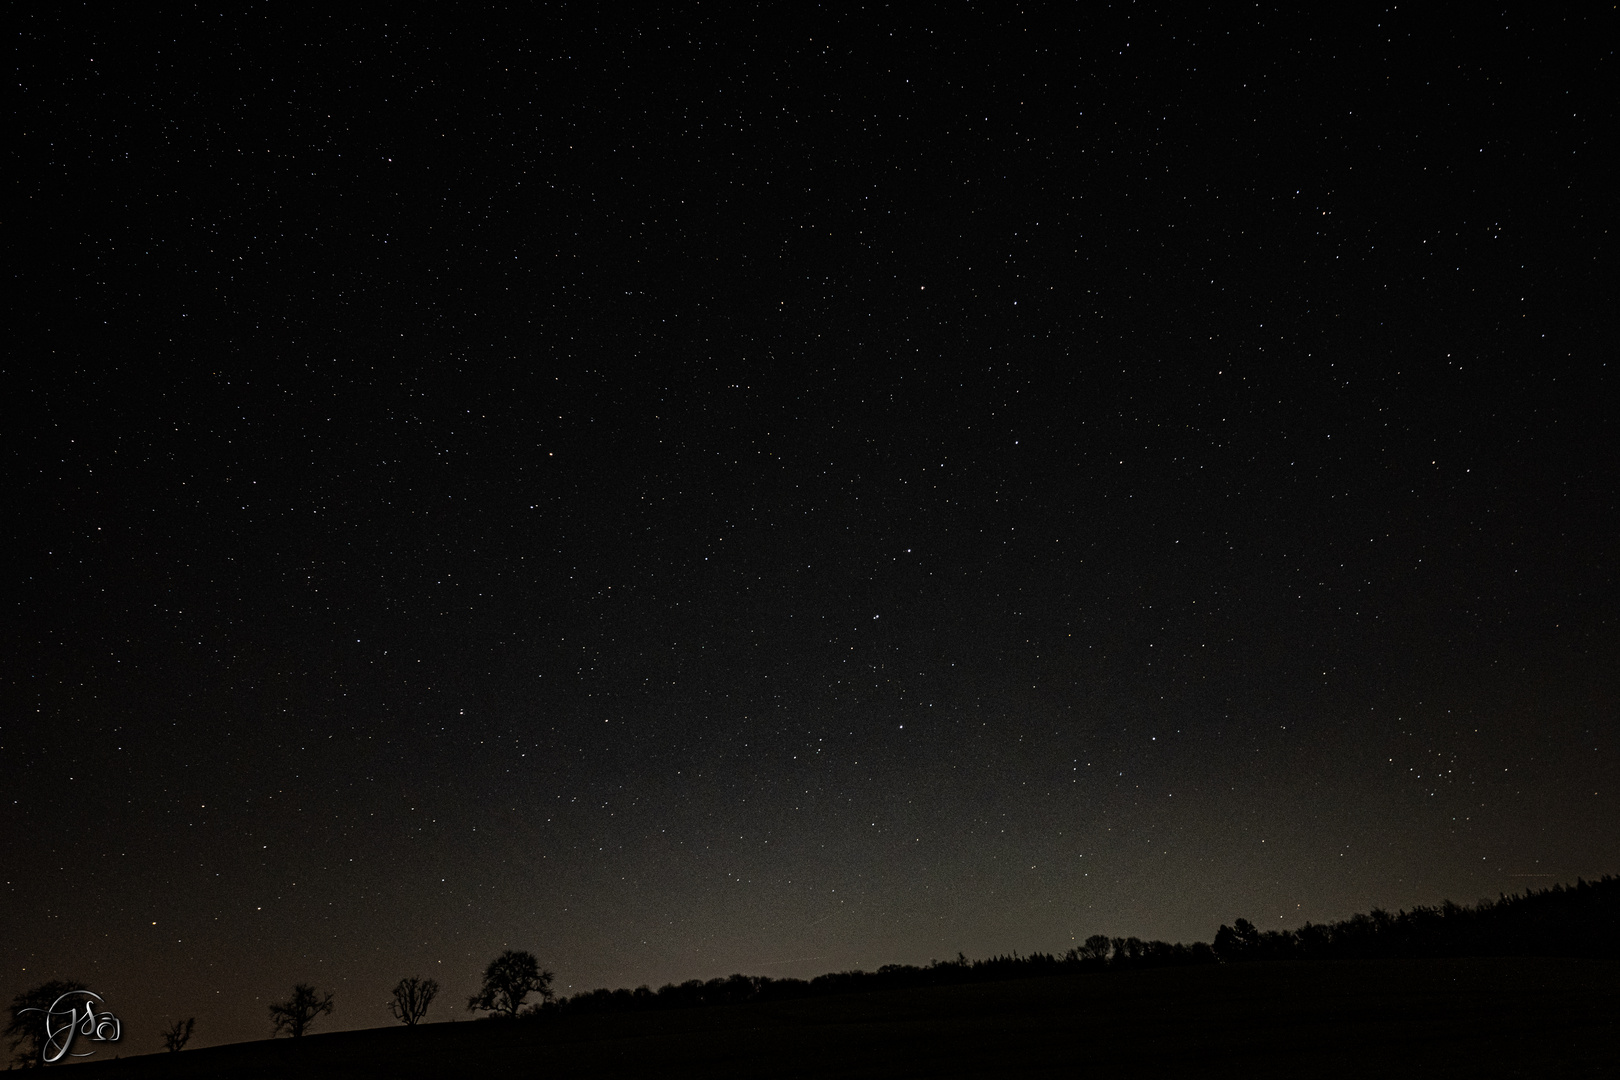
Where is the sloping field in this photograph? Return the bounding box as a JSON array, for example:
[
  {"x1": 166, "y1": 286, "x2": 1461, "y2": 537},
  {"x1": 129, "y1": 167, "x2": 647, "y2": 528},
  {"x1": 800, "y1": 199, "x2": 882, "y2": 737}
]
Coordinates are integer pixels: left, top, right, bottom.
[{"x1": 75, "y1": 956, "x2": 1619, "y2": 1078}]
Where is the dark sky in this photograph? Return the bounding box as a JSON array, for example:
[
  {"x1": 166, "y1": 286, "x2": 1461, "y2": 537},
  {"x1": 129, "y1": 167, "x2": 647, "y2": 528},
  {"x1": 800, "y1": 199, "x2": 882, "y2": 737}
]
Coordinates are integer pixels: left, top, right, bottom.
[{"x1": 6, "y1": 6, "x2": 1615, "y2": 1054}]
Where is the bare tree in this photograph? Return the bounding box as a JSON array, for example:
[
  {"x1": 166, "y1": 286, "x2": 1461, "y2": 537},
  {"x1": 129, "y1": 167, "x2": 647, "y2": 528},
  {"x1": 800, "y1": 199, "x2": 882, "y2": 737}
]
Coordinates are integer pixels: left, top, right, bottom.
[
  {"x1": 388, "y1": 977, "x2": 440, "y2": 1026},
  {"x1": 160, "y1": 1017, "x2": 195, "y2": 1053},
  {"x1": 268, "y1": 984, "x2": 334, "y2": 1038},
  {"x1": 467, "y1": 950, "x2": 554, "y2": 1018}
]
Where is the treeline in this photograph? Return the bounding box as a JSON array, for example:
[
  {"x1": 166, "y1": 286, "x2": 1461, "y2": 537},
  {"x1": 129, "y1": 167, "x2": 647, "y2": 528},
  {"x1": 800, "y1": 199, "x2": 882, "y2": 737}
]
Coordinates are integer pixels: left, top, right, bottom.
[
  {"x1": 529, "y1": 875, "x2": 1618, "y2": 1020},
  {"x1": 539, "y1": 943, "x2": 1216, "y2": 1019},
  {"x1": 1213, "y1": 875, "x2": 1620, "y2": 963}
]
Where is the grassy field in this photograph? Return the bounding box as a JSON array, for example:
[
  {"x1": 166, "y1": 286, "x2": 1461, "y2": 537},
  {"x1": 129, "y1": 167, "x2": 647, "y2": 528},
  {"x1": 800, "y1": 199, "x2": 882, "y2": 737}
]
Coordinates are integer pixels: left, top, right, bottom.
[{"x1": 74, "y1": 956, "x2": 1618, "y2": 1078}]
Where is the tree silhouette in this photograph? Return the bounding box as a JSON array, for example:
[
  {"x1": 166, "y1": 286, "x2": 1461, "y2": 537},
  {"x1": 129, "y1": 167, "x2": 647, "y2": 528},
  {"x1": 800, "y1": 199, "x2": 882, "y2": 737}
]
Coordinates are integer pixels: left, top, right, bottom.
[
  {"x1": 6, "y1": 979, "x2": 88, "y2": 1068},
  {"x1": 160, "y1": 1017, "x2": 195, "y2": 1053},
  {"x1": 468, "y1": 950, "x2": 554, "y2": 1018},
  {"x1": 1214, "y1": 917, "x2": 1262, "y2": 961},
  {"x1": 388, "y1": 976, "x2": 441, "y2": 1026},
  {"x1": 1079, "y1": 935, "x2": 1113, "y2": 964},
  {"x1": 268, "y1": 984, "x2": 334, "y2": 1038}
]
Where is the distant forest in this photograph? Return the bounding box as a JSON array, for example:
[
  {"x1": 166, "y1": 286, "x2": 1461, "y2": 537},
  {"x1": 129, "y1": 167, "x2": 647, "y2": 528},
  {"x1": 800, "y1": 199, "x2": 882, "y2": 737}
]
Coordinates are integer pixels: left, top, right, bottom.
[{"x1": 535, "y1": 876, "x2": 1619, "y2": 1019}]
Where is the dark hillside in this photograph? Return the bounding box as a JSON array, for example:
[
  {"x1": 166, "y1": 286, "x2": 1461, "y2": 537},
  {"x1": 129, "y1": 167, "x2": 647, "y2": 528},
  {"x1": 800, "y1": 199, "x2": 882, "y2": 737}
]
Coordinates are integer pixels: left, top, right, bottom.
[
  {"x1": 543, "y1": 875, "x2": 1620, "y2": 1023},
  {"x1": 75, "y1": 956, "x2": 1618, "y2": 1078},
  {"x1": 1214, "y1": 875, "x2": 1620, "y2": 963}
]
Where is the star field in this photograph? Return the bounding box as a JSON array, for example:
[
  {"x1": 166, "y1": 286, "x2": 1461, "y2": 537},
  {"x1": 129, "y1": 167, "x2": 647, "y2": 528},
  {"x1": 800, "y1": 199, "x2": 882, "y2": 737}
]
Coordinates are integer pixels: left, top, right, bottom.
[{"x1": 5, "y1": 6, "x2": 1615, "y2": 1051}]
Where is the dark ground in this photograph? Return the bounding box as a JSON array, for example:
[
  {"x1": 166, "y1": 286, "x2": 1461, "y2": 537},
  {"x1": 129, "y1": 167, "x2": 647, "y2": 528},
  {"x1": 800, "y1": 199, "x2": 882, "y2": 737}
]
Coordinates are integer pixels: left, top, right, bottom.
[{"x1": 75, "y1": 957, "x2": 1619, "y2": 1078}]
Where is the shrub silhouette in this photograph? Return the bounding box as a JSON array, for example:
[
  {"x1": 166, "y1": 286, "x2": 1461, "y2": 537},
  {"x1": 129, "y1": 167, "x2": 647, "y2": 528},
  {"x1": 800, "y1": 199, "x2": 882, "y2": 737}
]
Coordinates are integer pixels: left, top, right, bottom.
[{"x1": 268, "y1": 983, "x2": 334, "y2": 1038}]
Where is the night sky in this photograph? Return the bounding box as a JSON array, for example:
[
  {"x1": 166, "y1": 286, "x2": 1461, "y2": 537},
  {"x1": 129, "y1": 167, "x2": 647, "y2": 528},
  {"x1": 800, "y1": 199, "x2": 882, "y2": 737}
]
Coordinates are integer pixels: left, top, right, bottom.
[{"x1": 7, "y1": 7, "x2": 1615, "y2": 1054}]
